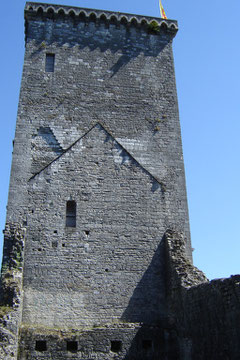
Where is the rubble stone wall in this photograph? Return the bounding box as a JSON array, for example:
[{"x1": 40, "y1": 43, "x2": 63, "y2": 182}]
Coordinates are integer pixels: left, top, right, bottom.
[
  {"x1": 165, "y1": 230, "x2": 240, "y2": 359},
  {"x1": 0, "y1": 224, "x2": 25, "y2": 360}
]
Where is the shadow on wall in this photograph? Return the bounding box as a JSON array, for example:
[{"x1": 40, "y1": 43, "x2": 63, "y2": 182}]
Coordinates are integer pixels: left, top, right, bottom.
[
  {"x1": 119, "y1": 236, "x2": 181, "y2": 358},
  {"x1": 122, "y1": 325, "x2": 180, "y2": 360},
  {"x1": 30, "y1": 16, "x2": 170, "y2": 76},
  {"x1": 121, "y1": 237, "x2": 166, "y2": 324},
  {"x1": 37, "y1": 127, "x2": 63, "y2": 155}
]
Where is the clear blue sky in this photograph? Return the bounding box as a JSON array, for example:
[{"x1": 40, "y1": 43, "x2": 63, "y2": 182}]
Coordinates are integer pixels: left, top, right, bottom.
[{"x1": 1, "y1": 0, "x2": 240, "y2": 280}]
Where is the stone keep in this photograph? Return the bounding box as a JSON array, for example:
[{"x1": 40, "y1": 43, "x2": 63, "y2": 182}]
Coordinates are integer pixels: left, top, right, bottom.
[{"x1": 4, "y1": 2, "x2": 234, "y2": 359}]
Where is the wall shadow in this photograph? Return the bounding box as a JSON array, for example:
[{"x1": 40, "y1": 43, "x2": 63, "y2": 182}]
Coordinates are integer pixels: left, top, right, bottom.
[
  {"x1": 119, "y1": 236, "x2": 180, "y2": 359},
  {"x1": 30, "y1": 20, "x2": 170, "y2": 76},
  {"x1": 121, "y1": 237, "x2": 166, "y2": 325},
  {"x1": 122, "y1": 325, "x2": 180, "y2": 360}
]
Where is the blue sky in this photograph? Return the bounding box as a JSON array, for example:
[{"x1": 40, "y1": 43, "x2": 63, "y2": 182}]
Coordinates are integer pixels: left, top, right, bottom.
[{"x1": 0, "y1": 0, "x2": 240, "y2": 280}]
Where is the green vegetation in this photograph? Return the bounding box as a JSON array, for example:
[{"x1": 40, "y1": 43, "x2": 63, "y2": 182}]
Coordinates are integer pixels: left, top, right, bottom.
[
  {"x1": 15, "y1": 250, "x2": 22, "y2": 269},
  {"x1": 0, "y1": 305, "x2": 12, "y2": 318},
  {"x1": 148, "y1": 21, "x2": 160, "y2": 34},
  {"x1": 1, "y1": 263, "x2": 8, "y2": 275},
  {"x1": 40, "y1": 41, "x2": 46, "y2": 48}
]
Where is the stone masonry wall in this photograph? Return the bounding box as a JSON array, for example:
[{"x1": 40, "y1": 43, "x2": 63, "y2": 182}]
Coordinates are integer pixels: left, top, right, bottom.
[
  {"x1": 18, "y1": 323, "x2": 179, "y2": 360},
  {"x1": 1, "y1": 3, "x2": 196, "y2": 359},
  {"x1": 165, "y1": 230, "x2": 240, "y2": 359},
  {"x1": 22, "y1": 124, "x2": 167, "y2": 328},
  {"x1": 182, "y1": 276, "x2": 240, "y2": 359},
  {"x1": 6, "y1": 3, "x2": 192, "y2": 259},
  {"x1": 0, "y1": 224, "x2": 25, "y2": 360}
]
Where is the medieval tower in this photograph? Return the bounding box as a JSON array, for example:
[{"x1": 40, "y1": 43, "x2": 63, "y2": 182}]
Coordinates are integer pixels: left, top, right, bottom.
[{"x1": 1, "y1": 2, "x2": 240, "y2": 360}]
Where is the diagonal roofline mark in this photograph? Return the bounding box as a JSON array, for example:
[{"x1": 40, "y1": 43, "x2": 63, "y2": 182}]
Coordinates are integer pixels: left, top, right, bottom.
[
  {"x1": 29, "y1": 122, "x2": 97, "y2": 181},
  {"x1": 28, "y1": 122, "x2": 164, "y2": 189}
]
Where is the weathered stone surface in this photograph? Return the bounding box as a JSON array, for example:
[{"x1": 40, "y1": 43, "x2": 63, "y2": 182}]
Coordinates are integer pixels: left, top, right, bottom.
[
  {"x1": 18, "y1": 323, "x2": 180, "y2": 360},
  {"x1": 23, "y1": 123, "x2": 167, "y2": 327},
  {"x1": 0, "y1": 224, "x2": 25, "y2": 360},
  {"x1": 165, "y1": 230, "x2": 240, "y2": 359},
  {"x1": 8, "y1": 2, "x2": 192, "y2": 260},
  {"x1": 2, "y1": 3, "x2": 191, "y2": 358},
  {"x1": 2, "y1": 2, "x2": 240, "y2": 360}
]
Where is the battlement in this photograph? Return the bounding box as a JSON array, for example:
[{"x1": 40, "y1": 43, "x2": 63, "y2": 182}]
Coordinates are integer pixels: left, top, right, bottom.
[{"x1": 25, "y1": 2, "x2": 178, "y2": 35}]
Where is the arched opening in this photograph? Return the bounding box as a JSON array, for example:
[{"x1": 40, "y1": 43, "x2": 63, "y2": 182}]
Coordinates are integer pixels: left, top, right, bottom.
[
  {"x1": 120, "y1": 16, "x2": 127, "y2": 25},
  {"x1": 100, "y1": 14, "x2": 107, "y2": 23},
  {"x1": 36, "y1": 7, "x2": 43, "y2": 16},
  {"x1": 58, "y1": 9, "x2": 65, "y2": 17},
  {"x1": 130, "y1": 18, "x2": 138, "y2": 27},
  {"x1": 89, "y1": 13, "x2": 97, "y2": 22},
  {"x1": 47, "y1": 8, "x2": 54, "y2": 17},
  {"x1": 69, "y1": 10, "x2": 75, "y2": 20},
  {"x1": 79, "y1": 11, "x2": 86, "y2": 22}
]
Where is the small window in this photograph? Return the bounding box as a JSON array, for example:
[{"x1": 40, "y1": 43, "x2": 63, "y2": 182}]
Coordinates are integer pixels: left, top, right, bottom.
[
  {"x1": 35, "y1": 340, "x2": 47, "y2": 352},
  {"x1": 67, "y1": 341, "x2": 78, "y2": 352},
  {"x1": 45, "y1": 53, "x2": 55, "y2": 72},
  {"x1": 111, "y1": 340, "x2": 122, "y2": 353},
  {"x1": 52, "y1": 241, "x2": 58, "y2": 248},
  {"x1": 142, "y1": 339, "x2": 152, "y2": 350},
  {"x1": 66, "y1": 200, "x2": 76, "y2": 227}
]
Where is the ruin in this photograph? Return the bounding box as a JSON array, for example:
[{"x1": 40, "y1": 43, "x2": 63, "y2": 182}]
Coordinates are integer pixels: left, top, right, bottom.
[{"x1": 0, "y1": 2, "x2": 239, "y2": 359}]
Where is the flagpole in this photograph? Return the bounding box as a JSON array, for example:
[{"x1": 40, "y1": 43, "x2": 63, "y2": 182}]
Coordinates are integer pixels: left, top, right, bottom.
[{"x1": 159, "y1": 0, "x2": 167, "y2": 19}]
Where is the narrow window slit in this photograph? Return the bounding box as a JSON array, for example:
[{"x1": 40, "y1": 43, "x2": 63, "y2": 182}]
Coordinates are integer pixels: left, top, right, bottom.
[
  {"x1": 111, "y1": 340, "x2": 122, "y2": 352},
  {"x1": 45, "y1": 53, "x2": 55, "y2": 72},
  {"x1": 35, "y1": 340, "x2": 47, "y2": 352},
  {"x1": 142, "y1": 339, "x2": 152, "y2": 350},
  {"x1": 66, "y1": 200, "x2": 76, "y2": 227},
  {"x1": 67, "y1": 341, "x2": 78, "y2": 352}
]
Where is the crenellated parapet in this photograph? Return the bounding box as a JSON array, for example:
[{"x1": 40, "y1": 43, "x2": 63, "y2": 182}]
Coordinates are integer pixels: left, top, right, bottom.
[{"x1": 25, "y1": 2, "x2": 178, "y2": 36}]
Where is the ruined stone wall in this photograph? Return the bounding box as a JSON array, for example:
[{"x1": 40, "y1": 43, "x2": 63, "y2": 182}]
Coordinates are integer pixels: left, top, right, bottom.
[
  {"x1": 182, "y1": 276, "x2": 240, "y2": 359},
  {"x1": 165, "y1": 230, "x2": 240, "y2": 359},
  {"x1": 0, "y1": 224, "x2": 25, "y2": 360},
  {"x1": 18, "y1": 323, "x2": 179, "y2": 360}
]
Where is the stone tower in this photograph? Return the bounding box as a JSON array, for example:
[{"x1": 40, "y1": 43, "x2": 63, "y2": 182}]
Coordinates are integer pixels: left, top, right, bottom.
[{"x1": 0, "y1": 2, "x2": 205, "y2": 359}]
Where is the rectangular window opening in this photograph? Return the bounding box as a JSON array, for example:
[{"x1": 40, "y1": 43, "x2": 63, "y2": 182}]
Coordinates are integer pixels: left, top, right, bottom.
[
  {"x1": 111, "y1": 340, "x2": 122, "y2": 353},
  {"x1": 52, "y1": 240, "x2": 58, "y2": 248},
  {"x1": 35, "y1": 340, "x2": 47, "y2": 352},
  {"x1": 67, "y1": 340, "x2": 78, "y2": 352},
  {"x1": 66, "y1": 200, "x2": 76, "y2": 227},
  {"x1": 142, "y1": 339, "x2": 153, "y2": 350},
  {"x1": 45, "y1": 53, "x2": 55, "y2": 72}
]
